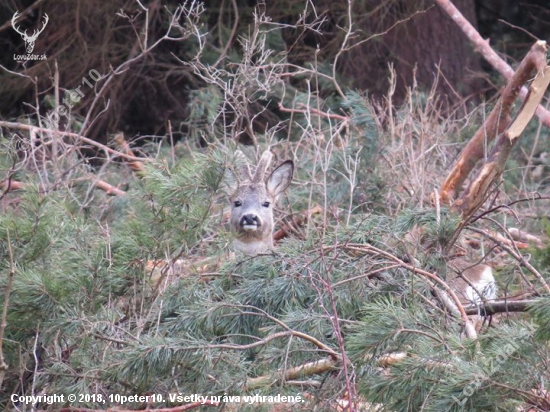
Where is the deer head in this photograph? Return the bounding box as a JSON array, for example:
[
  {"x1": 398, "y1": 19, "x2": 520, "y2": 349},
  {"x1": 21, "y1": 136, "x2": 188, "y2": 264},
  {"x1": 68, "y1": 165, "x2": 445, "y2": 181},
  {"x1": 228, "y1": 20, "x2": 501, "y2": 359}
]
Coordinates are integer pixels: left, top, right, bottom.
[
  {"x1": 12, "y1": 11, "x2": 49, "y2": 54},
  {"x1": 223, "y1": 150, "x2": 294, "y2": 255}
]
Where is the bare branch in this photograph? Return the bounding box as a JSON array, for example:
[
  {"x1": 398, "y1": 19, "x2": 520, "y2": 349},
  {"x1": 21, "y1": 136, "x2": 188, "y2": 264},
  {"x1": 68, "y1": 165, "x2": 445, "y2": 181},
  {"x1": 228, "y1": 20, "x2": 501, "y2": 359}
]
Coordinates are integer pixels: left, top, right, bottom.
[
  {"x1": 0, "y1": 121, "x2": 146, "y2": 163},
  {"x1": 440, "y1": 41, "x2": 549, "y2": 205},
  {"x1": 434, "y1": 0, "x2": 550, "y2": 127},
  {"x1": 454, "y1": 63, "x2": 550, "y2": 220}
]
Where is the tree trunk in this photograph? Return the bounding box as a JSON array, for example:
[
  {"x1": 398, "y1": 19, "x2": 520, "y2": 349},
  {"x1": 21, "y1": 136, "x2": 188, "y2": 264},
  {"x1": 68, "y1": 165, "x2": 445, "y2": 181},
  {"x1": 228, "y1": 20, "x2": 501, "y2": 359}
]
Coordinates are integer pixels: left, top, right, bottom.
[{"x1": 340, "y1": 0, "x2": 483, "y2": 104}]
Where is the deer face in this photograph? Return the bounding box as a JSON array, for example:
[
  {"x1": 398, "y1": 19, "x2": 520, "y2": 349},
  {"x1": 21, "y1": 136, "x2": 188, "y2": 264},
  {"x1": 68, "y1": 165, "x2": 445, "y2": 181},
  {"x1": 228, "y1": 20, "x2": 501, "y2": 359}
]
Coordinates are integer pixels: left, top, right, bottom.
[{"x1": 223, "y1": 151, "x2": 294, "y2": 255}]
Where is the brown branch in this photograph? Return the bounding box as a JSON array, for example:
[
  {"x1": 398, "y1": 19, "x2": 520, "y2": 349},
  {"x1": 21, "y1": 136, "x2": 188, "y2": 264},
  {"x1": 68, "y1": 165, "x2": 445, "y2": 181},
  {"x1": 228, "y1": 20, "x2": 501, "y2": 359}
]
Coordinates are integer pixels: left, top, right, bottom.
[
  {"x1": 114, "y1": 132, "x2": 146, "y2": 175},
  {"x1": 454, "y1": 63, "x2": 550, "y2": 220},
  {"x1": 0, "y1": 121, "x2": 146, "y2": 163},
  {"x1": 463, "y1": 299, "x2": 537, "y2": 316},
  {"x1": 245, "y1": 357, "x2": 339, "y2": 390},
  {"x1": 0, "y1": 230, "x2": 15, "y2": 387},
  {"x1": 508, "y1": 227, "x2": 545, "y2": 249},
  {"x1": 440, "y1": 40, "x2": 549, "y2": 205},
  {"x1": 434, "y1": 0, "x2": 550, "y2": 127},
  {"x1": 0, "y1": 176, "x2": 126, "y2": 197},
  {"x1": 91, "y1": 179, "x2": 126, "y2": 196}
]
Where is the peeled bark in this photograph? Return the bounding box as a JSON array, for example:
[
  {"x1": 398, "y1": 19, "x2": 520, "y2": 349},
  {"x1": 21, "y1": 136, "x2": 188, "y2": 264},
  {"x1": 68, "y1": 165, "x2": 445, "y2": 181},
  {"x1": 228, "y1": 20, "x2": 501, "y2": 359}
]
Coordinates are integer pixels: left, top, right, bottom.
[{"x1": 440, "y1": 41, "x2": 549, "y2": 205}]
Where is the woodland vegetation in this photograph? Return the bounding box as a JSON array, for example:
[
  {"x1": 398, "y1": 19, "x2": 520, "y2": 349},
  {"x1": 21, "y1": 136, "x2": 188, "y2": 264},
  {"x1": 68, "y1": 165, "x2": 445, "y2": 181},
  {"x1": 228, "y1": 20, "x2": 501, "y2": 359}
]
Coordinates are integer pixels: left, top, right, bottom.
[{"x1": 1, "y1": 0, "x2": 550, "y2": 411}]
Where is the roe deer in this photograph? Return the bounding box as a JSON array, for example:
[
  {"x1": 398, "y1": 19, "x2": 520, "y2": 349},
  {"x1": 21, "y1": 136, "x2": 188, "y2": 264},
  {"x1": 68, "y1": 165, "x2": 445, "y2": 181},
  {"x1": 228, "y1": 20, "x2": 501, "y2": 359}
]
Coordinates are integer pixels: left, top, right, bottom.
[
  {"x1": 405, "y1": 228, "x2": 497, "y2": 313},
  {"x1": 223, "y1": 150, "x2": 294, "y2": 255},
  {"x1": 446, "y1": 259, "x2": 497, "y2": 307}
]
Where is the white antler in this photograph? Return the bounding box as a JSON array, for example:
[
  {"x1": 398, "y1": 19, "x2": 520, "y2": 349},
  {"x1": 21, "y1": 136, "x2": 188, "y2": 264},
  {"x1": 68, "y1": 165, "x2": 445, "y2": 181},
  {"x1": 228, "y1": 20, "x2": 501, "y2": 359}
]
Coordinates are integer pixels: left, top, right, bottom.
[
  {"x1": 11, "y1": 11, "x2": 27, "y2": 38},
  {"x1": 27, "y1": 13, "x2": 49, "y2": 42},
  {"x1": 252, "y1": 150, "x2": 273, "y2": 183}
]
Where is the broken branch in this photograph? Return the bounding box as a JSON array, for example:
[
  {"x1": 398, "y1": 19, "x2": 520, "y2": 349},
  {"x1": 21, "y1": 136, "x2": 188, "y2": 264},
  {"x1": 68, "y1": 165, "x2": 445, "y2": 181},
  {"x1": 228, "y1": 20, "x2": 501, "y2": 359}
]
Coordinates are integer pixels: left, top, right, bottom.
[{"x1": 440, "y1": 41, "x2": 549, "y2": 205}]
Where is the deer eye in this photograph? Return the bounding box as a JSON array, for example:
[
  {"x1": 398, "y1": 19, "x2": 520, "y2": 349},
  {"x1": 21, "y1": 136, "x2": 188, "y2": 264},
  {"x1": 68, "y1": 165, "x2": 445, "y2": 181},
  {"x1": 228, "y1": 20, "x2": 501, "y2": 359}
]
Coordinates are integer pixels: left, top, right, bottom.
[
  {"x1": 262, "y1": 201, "x2": 270, "y2": 208},
  {"x1": 234, "y1": 200, "x2": 242, "y2": 207}
]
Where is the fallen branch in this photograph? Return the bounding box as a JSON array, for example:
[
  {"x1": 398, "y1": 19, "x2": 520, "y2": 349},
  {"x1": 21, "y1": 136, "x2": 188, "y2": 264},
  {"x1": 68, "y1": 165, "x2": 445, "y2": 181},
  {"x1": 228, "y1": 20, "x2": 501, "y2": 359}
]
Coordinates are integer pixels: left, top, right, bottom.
[
  {"x1": 440, "y1": 40, "x2": 549, "y2": 205},
  {"x1": 245, "y1": 357, "x2": 339, "y2": 390},
  {"x1": 508, "y1": 227, "x2": 545, "y2": 249},
  {"x1": 90, "y1": 177, "x2": 127, "y2": 196},
  {"x1": 454, "y1": 63, "x2": 550, "y2": 221},
  {"x1": 0, "y1": 176, "x2": 126, "y2": 197},
  {"x1": 434, "y1": 0, "x2": 550, "y2": 127},
  {"x1": 463, "y1": 299, "x2": 536, "y2": 316}
]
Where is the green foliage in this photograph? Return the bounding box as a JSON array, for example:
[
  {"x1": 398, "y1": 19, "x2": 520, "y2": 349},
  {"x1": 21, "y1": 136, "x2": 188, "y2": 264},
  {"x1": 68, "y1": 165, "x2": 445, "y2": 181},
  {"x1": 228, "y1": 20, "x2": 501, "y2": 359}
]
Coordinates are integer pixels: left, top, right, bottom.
[
  {"x1": 350, "y1": 299, "x2": 544, "y2": 411},
  {"x1": 529, "y1": 297, "x2": 550, "y2": 341}
]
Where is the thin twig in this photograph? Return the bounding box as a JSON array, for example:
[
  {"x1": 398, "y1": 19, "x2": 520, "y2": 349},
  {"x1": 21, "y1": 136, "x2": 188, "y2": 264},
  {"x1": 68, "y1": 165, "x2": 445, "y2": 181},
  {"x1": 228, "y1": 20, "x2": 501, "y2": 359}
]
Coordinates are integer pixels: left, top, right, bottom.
[{"x1": 0, "y1": 121, "x2": 146, "y2": 163}]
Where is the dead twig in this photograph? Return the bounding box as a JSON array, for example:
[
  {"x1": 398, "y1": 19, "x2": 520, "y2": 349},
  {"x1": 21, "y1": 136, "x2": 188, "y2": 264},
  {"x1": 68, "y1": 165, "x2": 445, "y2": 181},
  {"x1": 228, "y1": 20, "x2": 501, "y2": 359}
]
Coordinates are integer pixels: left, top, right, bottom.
[
  {"x1": 0, "y1": 121, "x2": 146, "y2": 163},
  {"x1": 114, "y1": 132, "x2": 146, "y2": 175},
  {"x1": 278, "y1": 103, "x2": 349, "y2": 122}
]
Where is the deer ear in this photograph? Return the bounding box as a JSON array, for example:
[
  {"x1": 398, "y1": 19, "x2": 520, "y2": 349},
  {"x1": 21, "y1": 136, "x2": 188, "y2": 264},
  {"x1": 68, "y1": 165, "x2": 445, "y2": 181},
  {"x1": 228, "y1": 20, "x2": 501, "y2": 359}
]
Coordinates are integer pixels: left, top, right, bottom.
[{"x1": 266, "y1": 160, "x2": 294, "y2": 197}]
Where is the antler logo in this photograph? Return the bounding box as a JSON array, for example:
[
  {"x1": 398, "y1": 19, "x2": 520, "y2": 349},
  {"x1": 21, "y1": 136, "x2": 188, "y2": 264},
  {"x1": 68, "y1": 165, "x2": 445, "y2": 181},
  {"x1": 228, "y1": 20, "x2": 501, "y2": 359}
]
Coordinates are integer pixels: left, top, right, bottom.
[{"x1": 11, "y1": 11, "x2": 49, "y2": 54}]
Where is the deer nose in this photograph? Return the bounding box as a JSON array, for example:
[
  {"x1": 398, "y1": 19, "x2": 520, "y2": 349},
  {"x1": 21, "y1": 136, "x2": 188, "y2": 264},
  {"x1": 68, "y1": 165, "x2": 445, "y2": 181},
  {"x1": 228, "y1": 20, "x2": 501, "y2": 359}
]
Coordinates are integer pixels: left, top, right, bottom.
[{"x1": 240, "y1": 214, "x2": 260, "y2": 230}]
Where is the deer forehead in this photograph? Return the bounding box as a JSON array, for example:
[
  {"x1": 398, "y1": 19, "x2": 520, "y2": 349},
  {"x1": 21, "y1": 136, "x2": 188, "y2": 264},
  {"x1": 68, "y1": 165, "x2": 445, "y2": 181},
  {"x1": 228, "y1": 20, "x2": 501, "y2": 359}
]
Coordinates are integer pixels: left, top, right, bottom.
[{"x1": 231, "y1": 184, "x2": 273, "y2": 202}]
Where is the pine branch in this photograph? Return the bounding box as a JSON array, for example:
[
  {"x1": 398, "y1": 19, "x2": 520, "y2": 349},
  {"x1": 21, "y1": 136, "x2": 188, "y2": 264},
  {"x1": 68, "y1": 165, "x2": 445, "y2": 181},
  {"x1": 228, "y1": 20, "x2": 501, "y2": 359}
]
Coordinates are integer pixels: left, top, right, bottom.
[
  {"x1": 463, "y1": 299, "x2": 537, "y2": 315},
  {"x1": 339, "y1": 243, "x2": 478, "y2": 339}
]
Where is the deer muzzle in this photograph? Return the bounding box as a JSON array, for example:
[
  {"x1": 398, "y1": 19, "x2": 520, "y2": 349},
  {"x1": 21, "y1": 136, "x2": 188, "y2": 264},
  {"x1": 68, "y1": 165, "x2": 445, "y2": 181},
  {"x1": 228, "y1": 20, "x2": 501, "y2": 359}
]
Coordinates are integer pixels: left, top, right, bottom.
[{"x1": 240, "y1": 214, "x2": 261, "y2": 231}]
